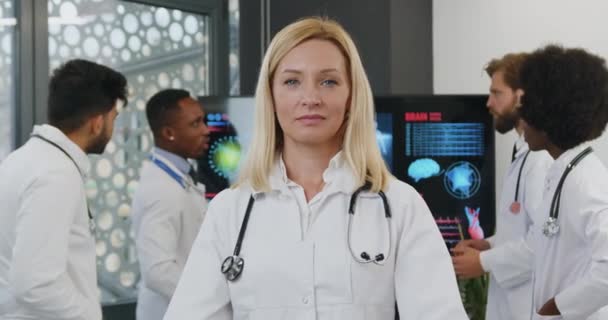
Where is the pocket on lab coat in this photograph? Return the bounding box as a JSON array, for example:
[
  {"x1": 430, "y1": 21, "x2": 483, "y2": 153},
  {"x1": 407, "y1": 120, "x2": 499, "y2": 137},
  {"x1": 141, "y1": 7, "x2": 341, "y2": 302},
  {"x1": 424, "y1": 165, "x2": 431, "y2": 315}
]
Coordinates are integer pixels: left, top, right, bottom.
[
  {"x1": 348, "y1": 197, "x2": 395, "y2": 306},
  {"x1": 228, "y1": 241, "x2": 315, "y2": 309},
  {"x1": 350, "y1": 259, "x2": 395, "y2": 306}
]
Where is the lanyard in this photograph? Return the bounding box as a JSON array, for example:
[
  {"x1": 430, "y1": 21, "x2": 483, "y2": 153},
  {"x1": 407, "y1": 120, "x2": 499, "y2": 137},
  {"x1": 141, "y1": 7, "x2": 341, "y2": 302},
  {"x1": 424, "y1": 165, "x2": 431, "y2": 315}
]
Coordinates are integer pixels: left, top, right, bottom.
[
  {"x1": 150, "y1": 153, "x2": 205, "y2": 196},
  {"x1": 150, "y1": 156, "x2": 188, "y2": 189},
  {"x1": 31, "y1": 134, "x2": 95, "y2": 231}
]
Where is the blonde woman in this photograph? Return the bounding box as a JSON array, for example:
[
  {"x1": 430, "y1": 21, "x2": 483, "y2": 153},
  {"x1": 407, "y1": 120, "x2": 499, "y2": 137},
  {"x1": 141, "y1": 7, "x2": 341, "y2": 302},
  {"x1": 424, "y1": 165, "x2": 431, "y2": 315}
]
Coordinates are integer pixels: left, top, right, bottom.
[{"x1": 163, "y1": 17, "x2": 467, "y2": 320}]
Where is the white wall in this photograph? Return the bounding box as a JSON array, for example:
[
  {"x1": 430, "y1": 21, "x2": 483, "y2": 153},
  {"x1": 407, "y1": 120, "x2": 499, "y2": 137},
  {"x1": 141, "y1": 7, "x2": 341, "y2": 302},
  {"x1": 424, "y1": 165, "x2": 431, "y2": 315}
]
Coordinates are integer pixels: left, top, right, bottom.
[{"x1": 433, "y1": 0, "x2": 608, "y2": 204}]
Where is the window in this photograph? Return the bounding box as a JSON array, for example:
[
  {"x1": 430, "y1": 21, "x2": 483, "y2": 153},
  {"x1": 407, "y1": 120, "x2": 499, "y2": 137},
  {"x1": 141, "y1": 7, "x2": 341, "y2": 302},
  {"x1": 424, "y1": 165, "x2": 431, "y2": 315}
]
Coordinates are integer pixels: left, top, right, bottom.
[
  {"x1": 228, "y1": 0, "x2": 239, "y2": 95},
  {"x1": 0, "y1": 1, "x2": 16, "y2": 160},
  {"x1": 48, "y1": 0, "x2": 210, "y2": 302}
]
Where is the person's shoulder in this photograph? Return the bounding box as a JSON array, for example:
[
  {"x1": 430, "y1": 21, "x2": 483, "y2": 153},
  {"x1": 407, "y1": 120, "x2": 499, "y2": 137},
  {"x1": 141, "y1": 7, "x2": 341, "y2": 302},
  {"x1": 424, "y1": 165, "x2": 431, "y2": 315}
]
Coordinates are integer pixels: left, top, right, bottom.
[
  {"x1": 136, "y1": 161, "x2": 186, "y2": 195},
  {"x1": 571, "y1": 152, "x2": 608, "y2": 189},
  {"x1": 527, "y1": 149, "x2": 553, "y2": 167},
  {"x1": 209, "y1": 184, "x2": 252, "y2": 208},
  {"x1": 384, "y1": 177, "x2": 427, "y2": 211},
  {"x1": 385, "y1": 178, "x2": 419, "y2": 198},
  {"x1": 3, "y1": 140, "x2": 80, "y2": 188}
]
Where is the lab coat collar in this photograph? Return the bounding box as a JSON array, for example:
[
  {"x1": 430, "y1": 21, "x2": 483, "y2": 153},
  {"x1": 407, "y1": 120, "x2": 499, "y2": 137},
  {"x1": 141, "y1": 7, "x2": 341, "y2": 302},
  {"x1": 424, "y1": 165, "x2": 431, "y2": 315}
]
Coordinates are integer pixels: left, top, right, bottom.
[
  {"x1": 152, "y1": 147, "x2": 191, "y2": 175},
  {"x1": 31, "y1": 124, "x2": 90, "y2": 179},
  {"x1": 514, "y1": 132, "x2": 529, "y2": 159},
  {"x1": 546, "y1": 142, "x2": 593, "y2": 180},
  {"x1": 261, "y1": 151, "x2": 358, "y2": 197},
  {"x1": 150, "y1": 150, "x2": 189, "y2": 182}
]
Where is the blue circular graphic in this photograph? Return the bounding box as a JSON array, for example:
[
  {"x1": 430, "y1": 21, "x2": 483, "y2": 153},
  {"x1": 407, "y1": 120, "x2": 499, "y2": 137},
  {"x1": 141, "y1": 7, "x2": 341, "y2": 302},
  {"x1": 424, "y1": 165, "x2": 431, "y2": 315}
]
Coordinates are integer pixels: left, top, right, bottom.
[{"x1": 443, "y1": 161, "x2": 481, "y2": 199}]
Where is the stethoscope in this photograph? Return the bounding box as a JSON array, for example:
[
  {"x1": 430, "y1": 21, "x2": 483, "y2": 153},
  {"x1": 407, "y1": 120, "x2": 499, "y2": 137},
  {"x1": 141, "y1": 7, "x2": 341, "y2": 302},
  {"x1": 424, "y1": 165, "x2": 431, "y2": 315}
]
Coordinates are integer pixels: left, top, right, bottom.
[
  {"x1": 509, "y1": 150, "x2": 531, "y2": 214},
  {"x1": 543, "y1": 146, "x2": 593, "y2": 237},
  {"x1": 150, "y1": 153, "x2": 205, "y2": 196},
  {"x1": 31, "y1": 134, "x2": 96, "y2": 233},
  {"x1": 221, "y1": 182, "x2": 393, "y2": 282}
]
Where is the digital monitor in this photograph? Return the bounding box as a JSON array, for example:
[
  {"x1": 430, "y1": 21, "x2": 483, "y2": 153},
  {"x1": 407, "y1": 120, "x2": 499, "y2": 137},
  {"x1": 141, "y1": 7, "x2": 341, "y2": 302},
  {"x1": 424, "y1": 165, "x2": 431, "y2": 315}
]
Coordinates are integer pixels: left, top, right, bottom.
[
  {"x1": 196, "y1": 96, "x2": 255, "y2": 199},
  {"x1": 375, "y1": 95, "x2": 495, "y2": 250}
]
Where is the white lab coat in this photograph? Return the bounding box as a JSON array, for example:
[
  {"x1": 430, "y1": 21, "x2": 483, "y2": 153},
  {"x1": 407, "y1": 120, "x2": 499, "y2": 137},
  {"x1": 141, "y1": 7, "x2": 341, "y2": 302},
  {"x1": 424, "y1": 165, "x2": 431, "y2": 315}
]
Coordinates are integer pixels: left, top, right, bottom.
[
  {"x1": 131, "y1": 151, "x2": 207, "y2": 320},
  {"x1": 479, "y1": 136, "x2": 553, "y2": 320},
  {"x1": 529, "y1": 143, "x2": 608, "y2": 320},
  {"x1": 0, "y1": 125, "x2": 101, "y2": 320},
  {"x1": 163, "y1": 152, "x2": 468, "y2": 320}
]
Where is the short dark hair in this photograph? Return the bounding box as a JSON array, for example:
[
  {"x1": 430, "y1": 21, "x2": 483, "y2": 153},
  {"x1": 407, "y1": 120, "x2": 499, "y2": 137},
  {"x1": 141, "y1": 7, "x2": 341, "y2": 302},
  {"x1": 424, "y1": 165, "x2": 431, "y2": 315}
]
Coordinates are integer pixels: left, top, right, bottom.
[
  {"x1": 145, "y1": 89, "x2": 191, "y2": 136},
  {"x1": 48, "y1": 59, "x2": 128, "y2": 133},
  {"x1": 519, "y1": 45, "x2": 608, "y2": 149},
  {"x1": 485, "y1": 52, "x2": 529, "y2": 90}
]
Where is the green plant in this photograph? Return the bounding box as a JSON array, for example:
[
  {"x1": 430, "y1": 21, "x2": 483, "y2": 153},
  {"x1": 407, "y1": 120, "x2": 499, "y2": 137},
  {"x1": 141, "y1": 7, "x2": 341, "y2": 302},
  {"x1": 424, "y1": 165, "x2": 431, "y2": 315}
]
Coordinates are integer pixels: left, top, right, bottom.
[{"x1": 459, "y1": 274, "x2": 489, "y2": 320}]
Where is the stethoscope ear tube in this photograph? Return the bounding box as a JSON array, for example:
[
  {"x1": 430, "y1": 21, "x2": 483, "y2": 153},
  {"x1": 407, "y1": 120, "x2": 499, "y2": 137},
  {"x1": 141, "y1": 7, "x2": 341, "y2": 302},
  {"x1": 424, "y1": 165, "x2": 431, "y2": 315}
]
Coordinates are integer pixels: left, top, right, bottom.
[
  {"x1": 349, "y1": 182, "x2": 372, "y2": 214},
  {"x1": 223, "y1": 183, "x2": 393, "y2": 281},
  {"x1": 222, "y1": 195, "x2": 255, "y2": 281},
  {"x1": 347, "y1": 184, "x2": 392, "y2": 265},
  {"x1": 544, "y1": 147, "x2": 593, "y2": 237}
]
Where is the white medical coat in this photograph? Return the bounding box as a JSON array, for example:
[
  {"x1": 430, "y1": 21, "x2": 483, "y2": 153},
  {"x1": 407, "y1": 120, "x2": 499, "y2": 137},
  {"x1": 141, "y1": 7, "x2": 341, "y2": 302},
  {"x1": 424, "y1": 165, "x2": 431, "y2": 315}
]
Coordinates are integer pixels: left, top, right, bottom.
[
  {"x1": 480, "y1": 136, "x2": 553, "y2": 320},
  {"x1": 163, "y1": 153, "x2": 468, "y2": 320},
  {"x1": 131, "y1": 152, "x2": 207, "y2": 320},
  {"x1": 529, "y1": 144, "x2": 608, "y2": 320},
  {"x1": 0, "y1": 125, "x2": 101, "y2": 320}
]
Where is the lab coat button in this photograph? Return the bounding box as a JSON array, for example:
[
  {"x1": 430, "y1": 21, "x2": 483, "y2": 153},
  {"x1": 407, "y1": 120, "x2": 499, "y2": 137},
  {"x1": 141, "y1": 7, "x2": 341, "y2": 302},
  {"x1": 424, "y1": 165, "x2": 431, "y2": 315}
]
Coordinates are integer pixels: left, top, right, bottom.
[{"x1": 302, "y1": 296, "x2": 310, "y2": 304}]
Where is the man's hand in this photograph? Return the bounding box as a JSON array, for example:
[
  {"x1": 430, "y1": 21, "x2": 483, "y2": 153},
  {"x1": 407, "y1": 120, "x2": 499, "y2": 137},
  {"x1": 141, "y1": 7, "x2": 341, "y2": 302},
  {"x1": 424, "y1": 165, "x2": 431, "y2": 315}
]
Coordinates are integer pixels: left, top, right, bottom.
[
  {"x1": 538, "y1": 298, "x2": 560, "y2": 316},
  {"x1": 453, "y1": 239, "x2": 491, "y2": 253},
  {"x1": 451, "y1": 246, "x2": 485, "y2": 279}
]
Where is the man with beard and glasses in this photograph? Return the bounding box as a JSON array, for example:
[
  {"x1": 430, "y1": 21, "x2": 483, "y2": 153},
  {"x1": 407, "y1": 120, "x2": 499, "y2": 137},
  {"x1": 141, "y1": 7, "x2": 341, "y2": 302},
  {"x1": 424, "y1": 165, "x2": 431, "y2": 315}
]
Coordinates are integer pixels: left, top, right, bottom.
[
  {"x1": 0, "y1": 59, "x2": 127, "y2": 320},
  {"x1": 452, "y1": 52, "x2": 553, "y2": 320}
]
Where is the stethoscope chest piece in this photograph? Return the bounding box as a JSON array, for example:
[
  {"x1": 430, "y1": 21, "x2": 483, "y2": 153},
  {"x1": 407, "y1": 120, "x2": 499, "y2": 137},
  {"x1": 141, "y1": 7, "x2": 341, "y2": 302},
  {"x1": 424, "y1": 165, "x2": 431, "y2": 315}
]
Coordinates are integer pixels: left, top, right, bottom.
[
  {"x1": 542, "y1": 217, "x2": 560, "y2": 237},
  {"x1": 222, "y1": 255, "x2": 245, "y2": 281}
]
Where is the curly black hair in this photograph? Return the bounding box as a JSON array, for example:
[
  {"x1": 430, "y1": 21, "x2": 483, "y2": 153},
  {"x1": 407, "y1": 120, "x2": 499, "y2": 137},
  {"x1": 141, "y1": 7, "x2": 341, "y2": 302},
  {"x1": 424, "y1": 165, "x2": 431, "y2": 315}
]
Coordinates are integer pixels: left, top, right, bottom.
[{"x1": 519, "y1": 45, "x2": 608, "y2": 150}]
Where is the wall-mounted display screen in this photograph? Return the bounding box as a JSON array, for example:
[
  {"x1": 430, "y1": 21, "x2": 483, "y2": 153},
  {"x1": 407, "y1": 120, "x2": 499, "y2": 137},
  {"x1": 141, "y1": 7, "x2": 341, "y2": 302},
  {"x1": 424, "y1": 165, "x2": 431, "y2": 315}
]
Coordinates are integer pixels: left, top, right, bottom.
[
  {"x1": 375, "y1": 96, "x2": 495, "y2": 250},
  {"x1": 197, "y1": 95, "x2": 495, "y2": 249},
  {"x1": 196, "y1": 97, "x2": 254, "y2": 199}
]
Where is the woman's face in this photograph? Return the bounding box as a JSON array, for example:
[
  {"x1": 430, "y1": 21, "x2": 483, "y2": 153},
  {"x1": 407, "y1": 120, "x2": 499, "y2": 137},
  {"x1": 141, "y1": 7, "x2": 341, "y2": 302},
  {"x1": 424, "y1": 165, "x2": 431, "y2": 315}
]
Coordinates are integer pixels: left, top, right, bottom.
[{"x1": 272, "y1": 39, "x2": 351, "y2": 149}]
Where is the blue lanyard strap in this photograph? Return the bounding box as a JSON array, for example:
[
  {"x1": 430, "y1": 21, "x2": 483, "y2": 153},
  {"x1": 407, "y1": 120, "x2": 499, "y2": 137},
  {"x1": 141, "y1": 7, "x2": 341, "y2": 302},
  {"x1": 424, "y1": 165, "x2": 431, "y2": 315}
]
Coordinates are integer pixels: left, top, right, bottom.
[{"x1": 150, "y1": 156, "x2": 187, "y2": 189}]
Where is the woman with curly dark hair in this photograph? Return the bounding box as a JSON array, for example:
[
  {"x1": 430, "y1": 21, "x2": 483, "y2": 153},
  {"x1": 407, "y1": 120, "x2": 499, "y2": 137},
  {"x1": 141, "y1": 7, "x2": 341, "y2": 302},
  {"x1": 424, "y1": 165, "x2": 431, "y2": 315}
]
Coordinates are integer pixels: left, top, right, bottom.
[{"x1": 519, "y1": 45, "x2": 608, "y2": 319}]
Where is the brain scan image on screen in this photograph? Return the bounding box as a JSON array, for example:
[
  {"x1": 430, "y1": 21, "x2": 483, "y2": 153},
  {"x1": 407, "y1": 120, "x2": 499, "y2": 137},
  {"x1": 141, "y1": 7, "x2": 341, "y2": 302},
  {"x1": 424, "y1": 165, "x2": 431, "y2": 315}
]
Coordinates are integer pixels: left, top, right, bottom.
[
  {"x1": 443, "y1": 161, "x2": 481, "y2": 199},
  {"x1": 375, "y1": 113, "x2": 393, "y2": 170},
  {"x1": 407, "y1": 158, "x2": 443, "y2": 182}
]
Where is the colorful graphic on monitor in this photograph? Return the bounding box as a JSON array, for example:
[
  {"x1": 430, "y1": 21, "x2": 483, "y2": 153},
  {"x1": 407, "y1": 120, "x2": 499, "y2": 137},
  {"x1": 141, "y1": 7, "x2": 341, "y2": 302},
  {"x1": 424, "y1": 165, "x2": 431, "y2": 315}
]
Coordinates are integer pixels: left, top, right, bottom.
[
  {"x1": 407, "y1": 158, "x2": 443, "y2": 182},
  {"x1": 443, "y1": 161, "x2": 481, "y2": 199},
  {"x1": 375, "y1": 113, "x2": 393, "y2": 170},
  {"x1": 208, "y1": 136, "x2": 241, "y2": 180},
  {"x1": 197, "y1": 112, "x2": 240, "y2": 199},
  {"x1": 464, "y1": 206, "x2": 485, "y2": 240}
]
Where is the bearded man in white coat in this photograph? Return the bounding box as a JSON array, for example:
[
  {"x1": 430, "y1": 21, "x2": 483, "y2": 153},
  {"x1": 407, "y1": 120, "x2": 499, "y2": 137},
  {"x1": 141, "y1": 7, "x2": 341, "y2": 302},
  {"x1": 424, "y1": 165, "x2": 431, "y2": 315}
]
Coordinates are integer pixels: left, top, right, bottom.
[
  {"x1": 452, "y1": 53, "x2": 553, "y2": 320},
  {"x1": 0, "y1": 59, "x2": 127, "y2": 320}
]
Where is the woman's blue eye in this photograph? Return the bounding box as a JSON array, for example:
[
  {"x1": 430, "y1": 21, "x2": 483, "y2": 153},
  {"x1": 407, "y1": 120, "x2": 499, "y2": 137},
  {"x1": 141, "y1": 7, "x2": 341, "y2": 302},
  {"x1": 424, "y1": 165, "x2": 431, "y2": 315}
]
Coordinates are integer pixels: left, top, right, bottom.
[
  {"x1": 284, "y1": 79, "x2": 299, "y2": 86},
  {"x1": 321, "y1": 79, "x2": 338, "y2": 86}
]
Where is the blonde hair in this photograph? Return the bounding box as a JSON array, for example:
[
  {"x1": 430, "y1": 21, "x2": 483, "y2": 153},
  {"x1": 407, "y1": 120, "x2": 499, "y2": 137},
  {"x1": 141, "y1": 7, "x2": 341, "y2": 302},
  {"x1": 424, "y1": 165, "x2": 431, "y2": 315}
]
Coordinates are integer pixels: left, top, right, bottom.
[{"x1": 237, "y1": 17, "x2": 391, "y2": 193}]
